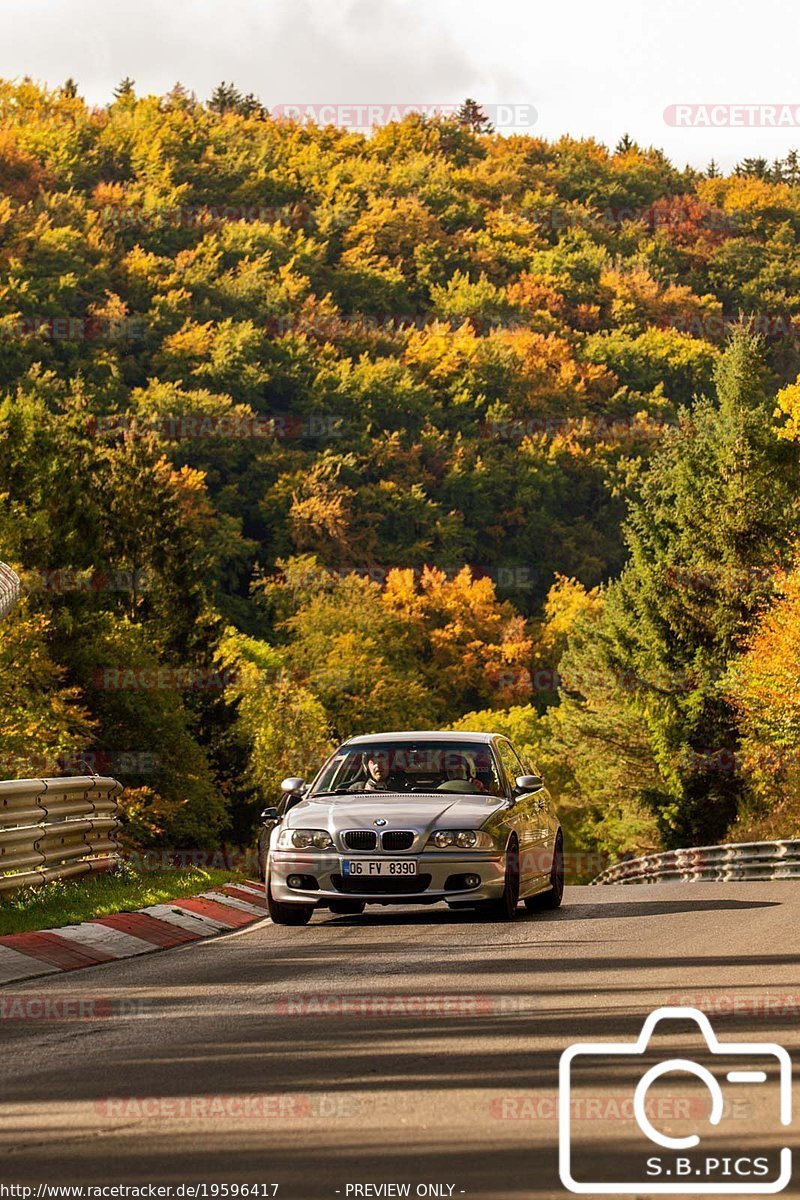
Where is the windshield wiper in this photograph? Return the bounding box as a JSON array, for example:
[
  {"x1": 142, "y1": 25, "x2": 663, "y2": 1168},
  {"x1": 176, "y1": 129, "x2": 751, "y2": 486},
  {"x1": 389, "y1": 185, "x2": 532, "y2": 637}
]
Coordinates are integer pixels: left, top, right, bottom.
[{"x1": 313, "y1": 788, "x2": 402, "y2": 797}]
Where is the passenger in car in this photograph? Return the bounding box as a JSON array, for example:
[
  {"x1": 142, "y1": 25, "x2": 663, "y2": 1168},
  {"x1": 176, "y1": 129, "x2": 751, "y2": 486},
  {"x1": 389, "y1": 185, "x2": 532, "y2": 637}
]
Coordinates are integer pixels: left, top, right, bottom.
[{"x1": 437, "y1": 753, "x2": 486, "y2": 794}]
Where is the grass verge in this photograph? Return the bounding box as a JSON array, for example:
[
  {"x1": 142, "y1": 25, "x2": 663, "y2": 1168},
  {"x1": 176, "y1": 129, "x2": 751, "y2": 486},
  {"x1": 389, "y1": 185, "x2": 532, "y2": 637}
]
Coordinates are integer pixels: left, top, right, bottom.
[{"x1": 0, "y1": 863, "x2": 246, "y2": 936}]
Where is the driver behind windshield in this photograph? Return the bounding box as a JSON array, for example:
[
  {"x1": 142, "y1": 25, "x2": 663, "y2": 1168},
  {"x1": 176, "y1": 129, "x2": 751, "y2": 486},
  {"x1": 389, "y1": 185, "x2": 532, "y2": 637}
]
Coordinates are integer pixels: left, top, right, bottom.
[{"x1": 347, "y1": 751, "x2": 391, "y2": 792}]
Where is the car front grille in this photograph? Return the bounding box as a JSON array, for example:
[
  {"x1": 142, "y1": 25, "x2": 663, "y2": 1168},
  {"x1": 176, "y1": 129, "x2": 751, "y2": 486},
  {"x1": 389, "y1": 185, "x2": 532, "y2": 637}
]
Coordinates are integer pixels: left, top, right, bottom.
[
  {"x1": 381, "y1": 830, "x2": 415, "y2": 851},
  {"x1": 343, "y1": 830, "x2": 378, "y2": 851},
  {"x1": 331, "y1": 874, "x2": 432, "y2": 895}
]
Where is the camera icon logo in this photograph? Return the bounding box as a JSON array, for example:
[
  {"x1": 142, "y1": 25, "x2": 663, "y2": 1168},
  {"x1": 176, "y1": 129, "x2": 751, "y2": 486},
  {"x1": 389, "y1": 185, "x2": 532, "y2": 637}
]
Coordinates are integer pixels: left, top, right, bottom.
[{"x1": 559, "y1": 1006, "x2": 792, "y2": 1194}]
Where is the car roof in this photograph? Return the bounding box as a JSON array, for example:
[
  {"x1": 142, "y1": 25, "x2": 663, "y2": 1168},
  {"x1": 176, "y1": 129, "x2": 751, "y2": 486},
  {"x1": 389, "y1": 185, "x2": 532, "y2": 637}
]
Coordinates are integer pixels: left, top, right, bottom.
[{"x1": 342, "y1": 731, "x2": 498, "y2": 746}]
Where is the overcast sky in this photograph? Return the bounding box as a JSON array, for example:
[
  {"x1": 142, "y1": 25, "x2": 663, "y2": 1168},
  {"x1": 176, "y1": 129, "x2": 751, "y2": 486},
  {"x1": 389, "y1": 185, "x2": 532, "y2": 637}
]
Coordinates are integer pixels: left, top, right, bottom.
[{"x1": 2, "y1": 0, "x2": 800, "y2": 170}]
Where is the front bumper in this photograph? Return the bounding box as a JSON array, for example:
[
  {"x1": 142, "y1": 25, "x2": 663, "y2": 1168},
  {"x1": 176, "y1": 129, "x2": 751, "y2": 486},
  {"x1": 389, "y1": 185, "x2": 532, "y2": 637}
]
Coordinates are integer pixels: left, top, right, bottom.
[{"x1": 268, "y1": 849, "x2": 506, "y2": 905}]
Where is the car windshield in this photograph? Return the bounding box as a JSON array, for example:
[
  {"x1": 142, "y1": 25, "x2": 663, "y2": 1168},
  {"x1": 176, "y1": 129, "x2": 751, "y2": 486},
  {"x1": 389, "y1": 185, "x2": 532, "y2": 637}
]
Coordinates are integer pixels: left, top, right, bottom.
[{"x1": 311, "y1": 740, "x2": 504, "y2": 797}]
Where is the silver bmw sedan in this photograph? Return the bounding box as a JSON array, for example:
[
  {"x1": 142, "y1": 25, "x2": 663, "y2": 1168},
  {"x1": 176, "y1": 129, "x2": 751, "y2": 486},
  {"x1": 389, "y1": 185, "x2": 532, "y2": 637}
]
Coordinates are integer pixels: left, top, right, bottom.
[{"x1": 264, "y1": 731, "x2": 564, "y2": 924}]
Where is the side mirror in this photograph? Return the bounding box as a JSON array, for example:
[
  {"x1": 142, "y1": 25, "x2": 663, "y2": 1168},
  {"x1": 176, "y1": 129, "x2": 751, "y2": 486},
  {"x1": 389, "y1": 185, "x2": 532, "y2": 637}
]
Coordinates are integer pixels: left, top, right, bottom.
[
  {"x1": 515, "y1": 774, "x2": 543, "y2": 794},
  {"x1": 280, "y1": 777, "x2": 307, "y2": 795},
  {"x1": 260, "y1": 806, "x2": 280, "y2": 823}
]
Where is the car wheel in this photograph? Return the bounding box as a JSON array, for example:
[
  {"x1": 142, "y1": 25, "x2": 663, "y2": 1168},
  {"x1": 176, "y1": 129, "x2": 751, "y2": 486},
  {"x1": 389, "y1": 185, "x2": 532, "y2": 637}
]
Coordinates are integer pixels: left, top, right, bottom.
[
  {"x1": 328, "y1": 900, "x2": 366, "y2": 915},
  {"x1": 257, "y1": 844, "x2": 268, "y2": 883},
  {"x1": 266, "y1": 874, "x2": 314, "y2": 926},
  {"x1": 525, "y1": 832, "x2": 564, "y2": 912},
  {"x1": 484, "y1": 838, "x2": 520, "y2": 921}
]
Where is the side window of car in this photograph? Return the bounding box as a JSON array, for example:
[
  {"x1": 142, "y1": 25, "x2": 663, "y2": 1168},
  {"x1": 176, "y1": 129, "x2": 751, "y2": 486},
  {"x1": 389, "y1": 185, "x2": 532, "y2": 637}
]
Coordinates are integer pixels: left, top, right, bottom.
[{"x1": 495, "y1": 739, "x2": 524, "y2": 793}]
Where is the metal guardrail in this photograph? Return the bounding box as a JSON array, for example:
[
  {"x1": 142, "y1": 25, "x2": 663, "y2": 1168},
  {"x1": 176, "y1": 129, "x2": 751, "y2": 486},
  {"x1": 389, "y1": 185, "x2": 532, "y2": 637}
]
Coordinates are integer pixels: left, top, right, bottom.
[
  {"x1": 591, "y1": 840, "x2": 800, "y2": 885},
  {"x1": 0, "y1": 566, "x2": 124, "y2": 894},
  {"x1": 0, "y1": 776, "x2": 123, "y2": 894},
  {"x1": 0, "y1": 562, "x2": 20, "y2": 621}
]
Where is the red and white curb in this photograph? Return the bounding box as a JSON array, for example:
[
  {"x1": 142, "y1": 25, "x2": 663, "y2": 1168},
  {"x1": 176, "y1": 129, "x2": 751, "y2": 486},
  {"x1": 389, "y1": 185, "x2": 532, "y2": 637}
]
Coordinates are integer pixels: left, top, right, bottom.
[{"x1": 0, "y1": 881, "x2": 267, "y2": 985}]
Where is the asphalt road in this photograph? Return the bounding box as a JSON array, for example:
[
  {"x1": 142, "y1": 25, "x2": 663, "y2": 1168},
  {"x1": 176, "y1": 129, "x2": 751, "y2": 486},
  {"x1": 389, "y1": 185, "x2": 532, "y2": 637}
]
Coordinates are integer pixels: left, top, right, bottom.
[{"x1": 1, "y1": 883, "x2": 799, "y2": 1199}]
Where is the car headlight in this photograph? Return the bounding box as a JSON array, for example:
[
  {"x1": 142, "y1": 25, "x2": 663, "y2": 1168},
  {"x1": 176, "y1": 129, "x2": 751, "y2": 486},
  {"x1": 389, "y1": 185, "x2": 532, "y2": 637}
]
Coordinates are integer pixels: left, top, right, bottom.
[
  {"x1": 276, "y1": 828, "x2": 334, "y2": 850},
  {"x1": 427, "y1": 829, "x2": 494, "y2": 850}
]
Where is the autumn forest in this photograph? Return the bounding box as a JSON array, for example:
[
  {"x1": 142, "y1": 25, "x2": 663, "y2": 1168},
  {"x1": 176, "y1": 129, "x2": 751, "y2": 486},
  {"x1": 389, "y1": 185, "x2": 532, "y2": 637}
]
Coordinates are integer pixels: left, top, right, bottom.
[{"x1": 2, "y1": 80, "x2": 800, "y2": 866}]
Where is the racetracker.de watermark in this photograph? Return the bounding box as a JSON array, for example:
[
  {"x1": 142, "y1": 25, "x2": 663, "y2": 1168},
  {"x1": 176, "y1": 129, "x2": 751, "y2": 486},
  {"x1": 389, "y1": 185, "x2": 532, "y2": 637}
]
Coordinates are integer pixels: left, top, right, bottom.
[
  {"x1": 276, "y1": 561, "x2": 542, "y2": 592},
  {"x1": 21, "y1": 568, "x2": 152, "y2": 595},
  {"x1": 0, "y1": 996, "x2": 146, "y2": 1020},
  {"x1": 491, "y1": 1092, "x2": 753, "y2": 1122},
  {"x1": 91, "y1": 667, "x2": 237, "y2": 691},
  {"x1": 98, "y1": 201, "x2": 312, "y2": 231},
  {"x1": 665, "y1": 103, "x2": 800, "y2": 127},
  {"x1": 94, "y1": 1094, "x2": 359, "y2": 1120},
  {"x1": 93, "y1": 413, "x2": 345, "y2": 442},
  {"x1": 480, "y1": 416, "x2": 674, "y2": 443},
  {"x1": 666, "y1": 992, "x2": 800, "y2": 1018},
  {"x1": 269, "y1": 984, "x2": 611, "y2": 1018},
  {"x1": 121, "y1": 848, "x2": 261, "y2": 873},
  {"x1": 0, "y1": 316, "x2": 147, "y2": 342},
  {"x1": 661, "y1": 312, "x2": 800, "y2": 341},
  {"x1": 272, "y1": 102, "x2": 537, "y2": 129},
  {"x1": 0, "y1": 750, "x2": 159, "y2": 777}
]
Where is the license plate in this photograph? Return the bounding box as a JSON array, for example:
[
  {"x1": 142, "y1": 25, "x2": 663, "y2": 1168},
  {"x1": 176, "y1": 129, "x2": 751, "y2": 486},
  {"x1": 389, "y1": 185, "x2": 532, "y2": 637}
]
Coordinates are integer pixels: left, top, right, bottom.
[{"x1": 343, "y1": 859, "x2": 417, "y2": 877}]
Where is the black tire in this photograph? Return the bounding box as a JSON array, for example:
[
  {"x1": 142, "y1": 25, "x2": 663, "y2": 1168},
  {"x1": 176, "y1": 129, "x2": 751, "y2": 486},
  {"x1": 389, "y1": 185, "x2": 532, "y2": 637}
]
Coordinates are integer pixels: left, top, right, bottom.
[
  {"x1": 328, "y1": 900, "x2": 366, "y2": 915},
  {"x1": 257, "y1": 841, "x2": 268, "y2": 883},
  {"x1": 525, "y1": 832, "x2": 564, "y2": 912},
  {"x1": 266, "y1": 875, "x2": 314, "y2": 926},
  {"x1": 484, "y1": 839, "x2": 520, "y2": 921}
]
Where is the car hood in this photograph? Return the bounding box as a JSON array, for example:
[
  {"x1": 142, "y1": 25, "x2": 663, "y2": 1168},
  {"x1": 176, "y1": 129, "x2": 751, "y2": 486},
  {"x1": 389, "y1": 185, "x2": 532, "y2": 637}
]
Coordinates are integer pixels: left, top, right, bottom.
[{"x1": 286, "y1": 792, "x2": 505, "y2": 835}]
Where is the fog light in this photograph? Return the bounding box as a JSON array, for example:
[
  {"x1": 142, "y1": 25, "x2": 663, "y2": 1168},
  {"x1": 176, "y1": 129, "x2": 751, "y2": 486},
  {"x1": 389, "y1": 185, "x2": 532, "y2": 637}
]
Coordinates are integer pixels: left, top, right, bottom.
[
  {"x1": 464, "y1": 874, "x2": 480, "y2": 888},
  {"x1": 287, "y1": 875, "x2": 304, "y2": 889}
]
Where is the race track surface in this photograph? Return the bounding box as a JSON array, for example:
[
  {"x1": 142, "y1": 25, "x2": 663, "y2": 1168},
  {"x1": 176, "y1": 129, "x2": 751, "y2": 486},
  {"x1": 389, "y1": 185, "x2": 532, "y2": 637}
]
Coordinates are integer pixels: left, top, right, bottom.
[{"x1": 1, "y1": 883, "x2": 798, "y2": 1198}]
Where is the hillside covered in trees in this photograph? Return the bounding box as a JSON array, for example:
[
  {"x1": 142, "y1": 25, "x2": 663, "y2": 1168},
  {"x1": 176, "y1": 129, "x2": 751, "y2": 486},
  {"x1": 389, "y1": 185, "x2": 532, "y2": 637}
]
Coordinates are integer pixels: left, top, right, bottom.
[{"x1": 2, "y1": 79, "x2": 800, "y2": 861}]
